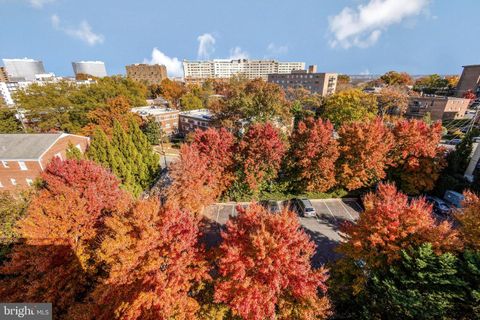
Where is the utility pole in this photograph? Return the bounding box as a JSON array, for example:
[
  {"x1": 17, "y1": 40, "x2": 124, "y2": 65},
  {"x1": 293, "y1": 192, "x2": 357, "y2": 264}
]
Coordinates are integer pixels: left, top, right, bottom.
[{"x1": 159, "y1": 129, "x2": 168, "y2": 168}]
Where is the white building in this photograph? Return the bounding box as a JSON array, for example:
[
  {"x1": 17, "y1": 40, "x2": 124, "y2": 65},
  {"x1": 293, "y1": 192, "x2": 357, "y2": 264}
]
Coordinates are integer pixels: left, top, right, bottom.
[
  {"x1": 72, "y1": 61, "x2": 107, "y2": 78},
  {"x1": 183, "y1": 59, "x2": 305, "y2": 83},
  {"x1": 2, "y1": 58, "x2": 46, "y2": 81}
]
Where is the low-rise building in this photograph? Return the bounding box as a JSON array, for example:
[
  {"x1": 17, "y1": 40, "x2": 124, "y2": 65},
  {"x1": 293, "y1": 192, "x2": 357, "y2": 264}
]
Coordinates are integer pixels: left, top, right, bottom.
[
  {"x1": 0, "y1": 67, "x2": 8, "y2": 82},
  {"x1": 179, "y1": 109, "x2": 213, "y2": 134},
  {"x1": 268, "y1": 66, "x2": 337, "y2": 96},
  {"x1": 406, "y1": 96, "x2": 470, "y2": 121},
  {"x1": 126, "y1": 64, "x2": 167, "y2": 85},
  {"x1": 0, "y1": 133, "x2": 89, "y2": 191},
  {"x1": 131, "y1": 106, "x2": 179, "y2": 135}
]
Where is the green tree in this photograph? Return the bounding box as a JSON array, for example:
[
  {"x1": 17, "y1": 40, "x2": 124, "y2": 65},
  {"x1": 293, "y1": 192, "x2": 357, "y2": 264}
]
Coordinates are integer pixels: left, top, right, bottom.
[
  {"x1": 368, "y1": 243, "x2": 464, "y2": 320},
  {"x1": 0, "y1": 108, "x2": 23, "y2": 133},
  {"x1": 128, "y1": 119, "x2": 160, "y2": 185},
  {"x1": 321, "y1": 89, "x2": 377, "y2": 127},
  {"x1": 180, "y1": 92, "x2": 203, "y2": 111},
  {"x1": 66, "y1": 142, "x2": 83, "y2": 160},
  {"x1": 140, "y1": 117, "x2": 162, "y2": 145},
  {"x1": 380, "y1": 71, "x2": 413, "y2": 86}
]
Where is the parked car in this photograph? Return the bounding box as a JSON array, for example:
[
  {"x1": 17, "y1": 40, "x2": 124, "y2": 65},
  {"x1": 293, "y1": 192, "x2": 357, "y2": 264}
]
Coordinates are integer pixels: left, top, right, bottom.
[
  {"x1": 448, "y1": 138, "x2": 462, "y2": 145},
  {"x1": 472, "y1": 136, "x2": 480, "y2": 143},
  {"x1": 258, "y1": 200, "x2": 284, "y2": 213},
  {"x1": 425, "y1": 196, "x2": 451, "y2": 216},
  {"x1": 444, "y1": 190, "x2": 464, "y2": 208},
  {"x1": 290, "y1": 198, "x2": 317, "y2": 218}
]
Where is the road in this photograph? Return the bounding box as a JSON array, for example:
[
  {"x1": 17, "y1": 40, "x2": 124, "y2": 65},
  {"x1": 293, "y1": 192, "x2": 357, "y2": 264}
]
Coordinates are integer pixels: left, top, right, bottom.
[{"x1": 203, "y1": 198, "x2": 362, "y2": 266}]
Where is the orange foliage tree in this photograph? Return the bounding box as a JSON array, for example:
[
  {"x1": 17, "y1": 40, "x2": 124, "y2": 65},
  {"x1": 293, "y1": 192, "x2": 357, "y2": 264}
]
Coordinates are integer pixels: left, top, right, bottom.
[
  {"x1": 167, "y1": 143, "x2": 219, "y2": 215},
  {"x1": 389, "y1": 120, "x2": 446, "y2": 194},
  {"x1": 82, "y1": 96, "x2": 141, "y2": 137},
  {"x1": 214, "y1": 204, "x2": 331, "y2": 320},
  {"x1": 159, "y1": 78, "x2": 186, "y2": 108},
  {"x1": 73, "y1": 199, "x2": 208, "y2": 320},
  {"x1": 235, "y1": 122, "x2": 286, "y2": 196},
  {"x1": 192, "y1": 128, "x2": 236, "y2": 196},
  {"x1": 336, "y1": 118, "x2": 394, "y2": 190},
  {"x1": 287, "y1": 117, "x2": 339, "y2": 192},
  {"x1": 0, "y1": 159, "x2": 130, "y2": 317},
  {"x1": 339, "y1": 183, "x2": 460, "y2": 268},
  {"x1": 456, "y1": 191, "x2": 480, "y2": 250}
]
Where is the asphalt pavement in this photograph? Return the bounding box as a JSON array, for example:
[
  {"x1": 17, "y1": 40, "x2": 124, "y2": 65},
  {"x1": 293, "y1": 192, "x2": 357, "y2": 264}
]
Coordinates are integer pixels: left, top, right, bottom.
[{"x1": 203, "y1": 198, "x2": 362, "y2": 266}]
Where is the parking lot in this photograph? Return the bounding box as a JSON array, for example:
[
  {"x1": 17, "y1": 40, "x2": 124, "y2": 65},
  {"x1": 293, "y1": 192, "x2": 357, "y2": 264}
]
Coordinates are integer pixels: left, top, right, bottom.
[{"x1": 203, "y1": 198, "x2": 362, "y2": 266}]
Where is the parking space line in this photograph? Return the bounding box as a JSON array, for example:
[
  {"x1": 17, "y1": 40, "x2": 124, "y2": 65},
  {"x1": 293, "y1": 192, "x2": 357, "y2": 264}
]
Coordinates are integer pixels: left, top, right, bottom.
[
  {"x1": 323, "y1": 201, "x2": 337, "y2": 221},
  {"x1": 350, "y1": 200, "x2": 363, "y2": 212},
  {"x1": 339, "y1": 200, "x2": 354, "y2": 220},
  {"x1": 216, "y1": 205, "x2": 221, "y2": 224}
]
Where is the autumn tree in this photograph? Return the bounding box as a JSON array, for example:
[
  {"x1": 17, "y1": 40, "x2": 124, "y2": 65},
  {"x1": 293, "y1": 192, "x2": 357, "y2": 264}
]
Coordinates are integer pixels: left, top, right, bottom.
[
  {"x1": 336, "y1": 119, "x2": 394, "y2": 190},
  {"x1": 456, "y1": 191, "x2": 480, "y2": 250},
  {"x1": 232, "y1": 122, "x2": 286, "y2": 198},
  {"x1": 413, "y1": 74, "x2": 449, "y2": 94},
  {"x1": 321, "y1": 89, "x2": 378, "y2": 127},
  {"x1": 0, "y1": 159, "x2": 130, "y2": 317},
  {"x1": 82, "y1": 96, "x2": 141, "y2": 137},
  {"x1": 215, "y1": 204, "x2": 331, "y2": 320},
  {"x1": 0, "y1": 107, "x2": 23, "y2": 133},
  {"x1": 339, "y1": 183, "x2": 459, "y2": 268},
  {"x1": 287, "y1": 117, "x2": 338, "y2": 193},
  {"x1": 463, "y1": 89, "x2": 476, "y2": 100},
  {"x1": 140, "y1": 117, "x2": 162, "y2": 145},
  {"x1": 377, "y1": 86, "x2": 409, "y2": 117},
  {"x1": 380, "y1": 71, "x2": 413, "y2": 86},
  {"x1": 72, "y1": 199, "x2": 208, "y2": 320},
  {"x1": 158, "y1": 78, "x2": 186, "y2": 108},
  {"x1": 180, "y1": 91, "x2": 204, "y2": 111},
  {"x1": 388, "y1": 120, "x2": 446, "y2": 194}
]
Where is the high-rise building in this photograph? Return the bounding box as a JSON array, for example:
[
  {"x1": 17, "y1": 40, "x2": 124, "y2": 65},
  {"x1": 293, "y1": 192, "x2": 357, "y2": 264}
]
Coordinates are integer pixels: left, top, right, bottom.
[
  {"x1": 456, "y1": 64, "x2": 480, "y2": 98},
  {"x1": 72, "y1": 61, "x2": 107, "y2": 78},
  {"x1": 0, "y1": 67, "x2": 8, "y2": 82},
  {"x1": 2, "y1": 58, "x2": 46, "y2": 81},
  {"x1": 268, "y1": 66, "x2": 338, "y2": 96},
  {"x1": 126, "y1": 64, "x2": 167, "y2": 85},
  {"x1": 183, "y1": 59, "x2": 305, "y2": 83}
]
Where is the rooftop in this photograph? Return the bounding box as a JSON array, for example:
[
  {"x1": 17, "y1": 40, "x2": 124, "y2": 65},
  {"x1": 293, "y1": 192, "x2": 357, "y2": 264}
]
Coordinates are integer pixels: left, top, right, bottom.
[
  {"x1": 0, "y1": 133, "x2": 65, "y2": 160},
  {"x1": 180, "y1": 109, "x2": 213, "y2": 120},
  {"x1": 131, "y1": 106, "x2": 179, "y2": 116}
]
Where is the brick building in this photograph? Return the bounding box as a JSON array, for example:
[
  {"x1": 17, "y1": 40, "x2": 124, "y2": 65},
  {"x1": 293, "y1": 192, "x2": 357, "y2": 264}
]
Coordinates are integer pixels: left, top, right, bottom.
[
  {"x1": 406, "y1": 96, "x2": 470, "y2": 121},
  {"x1": 131, "y1": 106, "x2": 180, "y2": 135},
  {"x1": 0, "y1": 67, "x2": 8, "y2": 82},
  {"x1": 179, "y1": 109, "x2": 213, "y2": 134},
  {"x1": 456, "y1": 64, "x2": 480, "y2": 98},
  {"x1": 268, "y1": 66, "x2": 338, "y2": 96},
  {"x1": 0, "y1": 133, "x2": 89, "y2": 191},
  {"x1": 126, "y1": 64, "x2": 167, "y2": 85}
]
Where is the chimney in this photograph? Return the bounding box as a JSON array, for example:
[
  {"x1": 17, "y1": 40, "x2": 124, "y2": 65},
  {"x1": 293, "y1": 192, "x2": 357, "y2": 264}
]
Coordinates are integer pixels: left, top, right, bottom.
[{"x1": 308, "y1": 65, "x2": 317, "y2": 73}]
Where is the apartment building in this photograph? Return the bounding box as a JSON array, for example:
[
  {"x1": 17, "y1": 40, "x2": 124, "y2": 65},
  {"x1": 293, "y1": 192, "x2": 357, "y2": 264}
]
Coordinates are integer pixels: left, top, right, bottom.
[
  {"x1": 2, "y1": 58, "x2": 46, "y2": 81},
  {"x1": 183, "y1": 59, "x2": 305, "y2": 83},
  {"x1": 72, "y1": 61, "x2": 107, "y2": 78},
  {"x1": 268, "y1": 65, "x2": 338, "y2": 96},
  {"x1": 131, "y1": 106, "x2": 179, "y2": 135},
  {"x1": 0, "y1": 133, "x2": 89, "y2": 191},
  {"x1": 126, "y1": 64, "x2": 167, "y2": 85},
  {"x1": 179, "y1": 109, "x2": 214, "y2": 134},
  {"x1": 456, "y1": 64, "x2": 480, "y2": 98},
  {"x1": 406, "y1": 96, "x2": 470, "y2": 121}
]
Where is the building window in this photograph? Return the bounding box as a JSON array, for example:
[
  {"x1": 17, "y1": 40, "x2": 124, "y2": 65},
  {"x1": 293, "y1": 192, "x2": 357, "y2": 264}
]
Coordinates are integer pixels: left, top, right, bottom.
[
  {"x1": 26, "y1": 178, "x2": 33, "y2": 186},
  {"x1": 10, "y1": 178, "x2": 16, "y2": 186},
  {"x1": 2, "y1": 161, "x2": 9, "y2": 168},
  {"x1": 0, "y1": 181, "x2": 3, "y2": 188},
  {"x1": 18, "y1": 161, "x2": 28, "y2": 171},
  {"x1": 76, "y1": 144, "x2": 82, "y2": 152}
]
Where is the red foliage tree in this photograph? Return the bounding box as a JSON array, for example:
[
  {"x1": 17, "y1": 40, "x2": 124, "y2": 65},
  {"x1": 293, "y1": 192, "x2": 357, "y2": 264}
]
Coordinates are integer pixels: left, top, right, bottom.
[
  {"x1": 389, "y1": 120, "x2": 446, "y2": 194},
  {"x1": 0, "y1": 159, "x2": 130, "y2": 317},
  {"x1": 237, "y1": 122, "x2": 286, "y2": 195},
  {"x1": 191, "y1": 128, "x2": 235, "y2": 196},
  {"x1": 74, "y1": 199, "x2": 208, "y2": 320},
  {"x1": 339, "y1": 183, "x2": 461, "y2": 268},
  {"x1": 287, "y1": 117, "x2": 339, "y2": 192},
  {"x1": 456, "y1": 191, "x2": 480, "y2": 250},
  {"x1": 463, "y1": 89, "x2": 476, "y2": 101},
  {"x1": 214, "y1": 204, "x2": 331, "y2": 320},
  {"x1": 167, "y1": 143, "x2": 219, "y2": 215},
  {"x1": 336, "y1": 118, "x2": 394, "y2": 190}
]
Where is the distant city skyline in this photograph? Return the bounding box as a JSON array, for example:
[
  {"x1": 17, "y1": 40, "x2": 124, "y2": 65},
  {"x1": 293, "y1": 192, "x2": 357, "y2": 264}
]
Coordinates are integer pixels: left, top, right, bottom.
[{"x1": 1, "y1": 0, "x2": 479, "y2": 77}]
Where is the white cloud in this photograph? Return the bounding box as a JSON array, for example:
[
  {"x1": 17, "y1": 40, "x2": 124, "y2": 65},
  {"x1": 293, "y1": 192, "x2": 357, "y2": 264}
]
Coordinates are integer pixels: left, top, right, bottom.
[
  {"x1": 29, "y1": 0, "x2": 54, "y2": 8},
  {"x1": 328, "y1": 0, "x2": 431, "y2": 49},
  {"x1": 229, "y1": 46, "x2": 249, "y2": 59},
  {"x1": 266, "y1": 43, "x2": 288, "y2": 55},
  {"x1": 144, "y1": 48, "x2": 183, "y2": 78},
  {"x1": 197, "y1": 33, "x2": 216, "y2": 59},
  {"x1": 51, "y1": 14, "x2": 104, "y2": 46}
]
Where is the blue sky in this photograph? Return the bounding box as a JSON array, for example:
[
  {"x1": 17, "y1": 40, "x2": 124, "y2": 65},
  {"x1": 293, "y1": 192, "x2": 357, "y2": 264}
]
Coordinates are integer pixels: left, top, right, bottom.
[{"x1": 1, "y1": 0, "x2": 479, "y2": 77}]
